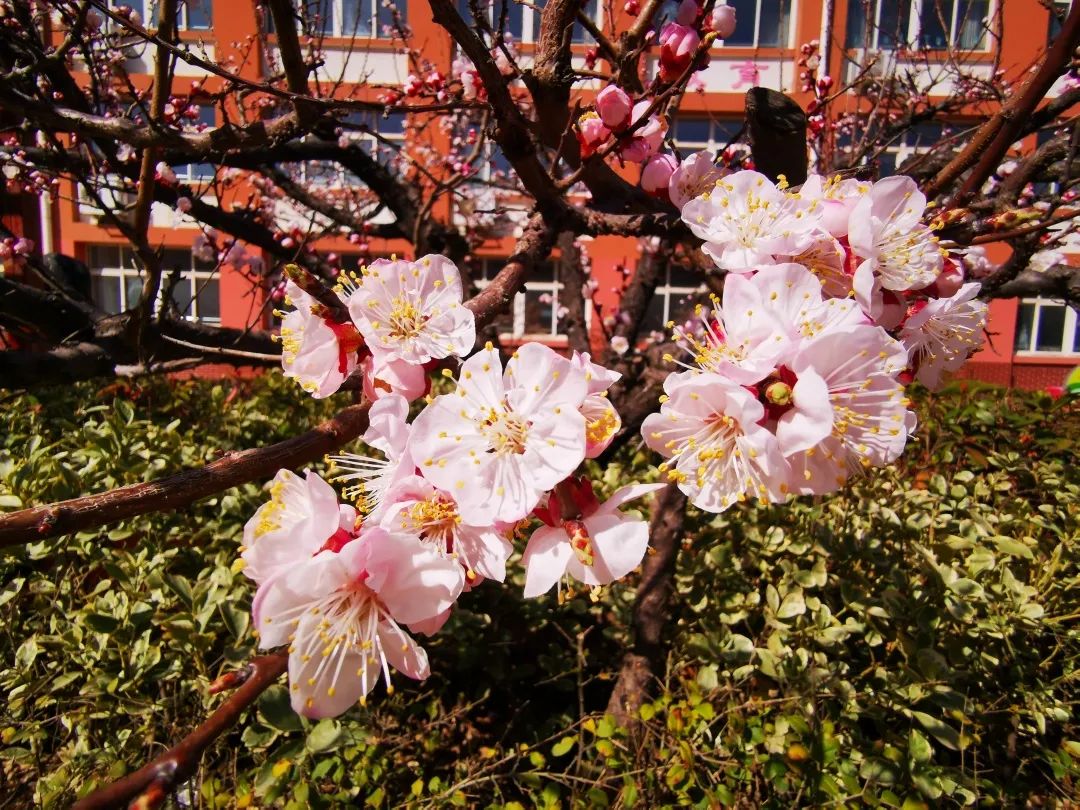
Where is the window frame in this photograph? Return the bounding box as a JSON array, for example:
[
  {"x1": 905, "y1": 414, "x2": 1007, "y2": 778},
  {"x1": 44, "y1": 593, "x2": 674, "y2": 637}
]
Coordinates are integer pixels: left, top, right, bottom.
[
  {"x1": 1014, "y1": 297, "x2": 1080, "y2": 356},
  {"x1": 640, "y1": 265, "x2": 707, "y2": 337},
  {"x1": 87, "y1": 245, "x2": 222, "y2": 324},
  {"x1": 459, "y1": 0, "x2": 602, "y2": 44},
  {"x1": 671, "y1": 116, "x2": 745, "y2": 155},
  {"x1": 724, "y1": 0, "x2": 796, "y2": 49},
  {"x1": 844, "y1": 0, "x2": 992, "y2": 51},
  {"x1": 474, "y1": 258, "x2": 568, "y2": 339},
  {"x1": 267, "y1": 0, "x2": 408, "y2": 39}
]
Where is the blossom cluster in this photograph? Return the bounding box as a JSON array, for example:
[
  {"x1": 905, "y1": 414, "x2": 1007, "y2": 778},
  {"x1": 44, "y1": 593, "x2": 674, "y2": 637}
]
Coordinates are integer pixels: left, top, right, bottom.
[
  {"x1": 641, "y1": 165, "x2": 989, "y2": 513},
  {"x1": 246, "y1": 255, "x2": 657, "y2": 717}
]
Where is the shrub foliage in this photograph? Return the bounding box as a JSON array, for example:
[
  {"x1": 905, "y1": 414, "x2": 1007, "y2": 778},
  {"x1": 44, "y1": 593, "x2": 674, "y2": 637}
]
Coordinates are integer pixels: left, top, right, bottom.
[{"x1": 1, "y1": 376, "x2": 1077, "y2": 807}]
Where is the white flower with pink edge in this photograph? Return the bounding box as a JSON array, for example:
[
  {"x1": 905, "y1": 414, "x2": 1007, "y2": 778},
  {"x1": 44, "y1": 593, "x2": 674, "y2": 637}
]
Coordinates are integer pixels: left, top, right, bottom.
[
  {"x1": 409, "y1": 342, "x2": 588, "y2": 524},
  {"x1": 347, "y1": 254, "x2": 475, "y2": 366},
  {"x1": 681, "y1": 170, "x2": 820, "y2": 271},
  {"x1": 522, "y1": 477, "x2": 665, "y2": 598},
  {"x1": 279, "y1": 280, "x2": 363, "y2": 399},
  {"x1": 252, "y1": 527, "x2": 464, "y2": 718},
  {"x1": 900, "y1": 283, "x2": 988, "y2": 390}
]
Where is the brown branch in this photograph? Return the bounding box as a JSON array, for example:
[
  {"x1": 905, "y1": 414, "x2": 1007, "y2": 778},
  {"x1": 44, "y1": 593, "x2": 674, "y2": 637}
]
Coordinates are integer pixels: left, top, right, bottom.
[
  {"x1": 606, "y1": 482, "x2": 688, "y2": 728},
  {"x1": 924, "y1": 0, "x2": 1080, "y2": 202},
  {"x1": 0, "y1": 403, "x2": 373, "y2": 548},
  {"x1": 72, "y1": 653, "x2": 288, "y2": 810},
  {"x1": 556, "y1": 232, "x2": 590, "y2": 354}
]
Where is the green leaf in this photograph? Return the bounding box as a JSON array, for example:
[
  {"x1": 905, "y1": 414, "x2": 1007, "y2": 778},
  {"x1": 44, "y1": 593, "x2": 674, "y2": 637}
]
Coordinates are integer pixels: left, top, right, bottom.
[
  {"x1": 259, "y1": 686, "x2": 303, "y2": 733},
  {"x1": 908, "y1": 730, "x2": 932, "y2": 764},
  {"x1": 911, "y1": 712, "x2": 964, "y2": 751},
  {"x1": 777, "y1": 589, "x2": 806, "y2": 619},
  {"x1": 551, "y1": 735, "x2": 576, "y2": 757},
  {"x1": 307, "y1": 719, "x2": 343, "y2": 753}
]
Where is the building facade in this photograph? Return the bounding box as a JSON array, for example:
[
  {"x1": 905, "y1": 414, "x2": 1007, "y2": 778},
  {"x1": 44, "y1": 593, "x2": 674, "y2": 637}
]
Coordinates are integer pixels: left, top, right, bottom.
[{"x1": 8, "y1": 0, "x2": 1078, "y2": 388}]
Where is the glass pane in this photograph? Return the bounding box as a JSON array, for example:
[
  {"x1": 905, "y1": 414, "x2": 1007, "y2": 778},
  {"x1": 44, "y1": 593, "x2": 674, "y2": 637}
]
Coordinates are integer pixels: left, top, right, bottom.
[
  {"x1": 674, "y1": 118, "x2": 711, "y2": 148},
  {"x1": 878, "y1": 0, "x2": 912, "y2": 47},
  {"x1": 757, "y1": 0, "x2": 790, "y2": 47},
  {"x1": 712, "y1": 119, "x2": 743, "y2": 146},
  {"x1": 343, "y1": 0, "x2": 373, "y2": 36},
  {"x1": 380, "y1": 111, "x2": 407, "y2": 137},
  {"x1": 877, "y1": 151, "x2": 898, "y2": 177},
  {"x1": 955, "y1": 0, "x2": 987, "y2": 48},
  {"x1": 669, "y1": 265, "x2": 703, "y2": 288},
  {"x1": 92, "y1": 275, "x2": 123, "y2": 314},
  {"x1": 845, "y1": 0, "x2": 869, "y2": 47},
  {"x1": 529, "y1": 262, "x2": 557, "y2": 285},
  {"x1": 125, "y1": 275, "x2": 144, "y2": 310},
  {"x1": 305, "y1": 0, "x2": 333, "y2": 35},
  {"x1": 161, "y1": 248, "x2": 190, "y2": 269},
  {"x1": 572, "y1": 0, "x2": 599, "y2": 43},
  {"x1": 524, "y1": 288, "x2": 556, "y2": 334},
  {"x1": 377, "y1": 0, "x2": 407, "y2": 35},
  {"x1": 1073, "y1": 313, "x2": 1080, "y2": 352},
  {"x1": 724, "y1": 0, "x2": 757, "y2": 45},
  {"x1": 171, "y1": 279, "x2": 194, "y2": 317},
  {"x1": 1015, "y1": 303, "x2": 1035, "y2": 351},
  {"x1": 196, "y1": 279, "x2": 221, "y2": 321},
  {"x1": 1036, "y1": 304, "x2": 1067, "y2": 351},
  {"x1": 185, "y1": 0, "x2": 212, "y2": 29},
  {"x1": 919, "y1": 0, "x2": 952, "y2": 49},
  {"x1": 88, "y1": 245, "x2": 121, "y2": 271},
  {"x1": 639, "y1": 294, "x2": 667, "y2": 335}
]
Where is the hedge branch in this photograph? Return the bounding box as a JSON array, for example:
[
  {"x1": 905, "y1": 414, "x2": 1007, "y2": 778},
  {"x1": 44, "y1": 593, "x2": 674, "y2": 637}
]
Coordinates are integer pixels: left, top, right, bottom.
[{"x1": 71, "y1": 653, "x2": 289, "y2": 810}]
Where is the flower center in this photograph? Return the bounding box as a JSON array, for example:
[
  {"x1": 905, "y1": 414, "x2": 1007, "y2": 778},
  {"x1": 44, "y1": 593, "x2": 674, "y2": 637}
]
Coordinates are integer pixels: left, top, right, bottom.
[
  {"x1": 478, "y1": 407, "x2": 529, "y2": 455},
  {"x1": 386, "y1": 295, "x2": 427, "y2": 341},
  {"x1": 565, "y1": 520, "x2": 595, "y2": 566},
  {"x1": 404, "y1": 497, "x2": 461, "y2": 548}
]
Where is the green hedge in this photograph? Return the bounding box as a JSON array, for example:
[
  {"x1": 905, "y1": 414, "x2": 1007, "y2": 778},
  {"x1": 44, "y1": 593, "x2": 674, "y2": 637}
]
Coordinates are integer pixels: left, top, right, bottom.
[{"x1": 1, "y1": 375, "x2": 1077, "y2": 808}]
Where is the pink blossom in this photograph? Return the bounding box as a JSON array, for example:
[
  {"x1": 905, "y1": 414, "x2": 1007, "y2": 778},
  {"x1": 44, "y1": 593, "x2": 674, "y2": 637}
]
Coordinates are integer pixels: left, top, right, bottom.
[
  {"x1": 347, "y1": 254, "x2": 475, "y2": 366},
  {"x1": 641, "y1": 153, "x2": 678, "y2": 197},
  {"x1": 12, "y1": 238, "x2": 33, "y2": 256},
  {"x1": 797, "y1": 174, "x2": 868, "y2": 238},
  {"x1": 279, "y1": 280, "x2": 363, "y2": 399},
  {"x1": 576, "y1": 112, "x2": 611, "y2": 157},
  {"x1": 610, "y1": 335, "x2": 629, "y2": 355},
  {"x1": 706, "y1": 4, "x2": 737, "y2": 38},
  {"x1": 252, "y1": 527, "x2": 464, "y2": 717},
  {"x1": 899, "y1": 283, "x2": 988, "y2": 389},
  {"x1": 175, "y1": 196, "x2": 193, "y2": 214},
  {"x1": 410, "y1": 342, "x2": 589, "y2": 524},
  {"x1": 379, "y1": 475, "x2": 514, "y2": 582},
  {"x1": 155, "y1": 161, "x2": 177, "y2": 184},
  {"x1": 618, "y1": 101, "x2": 666, "y2": 164},
  {"x1": 241, "y1": 469, "x2": 354, "y2": 585},
  {"x1": 572, "y1": 351, "x2": 623, "y2": 458},
  {"x1": 642, "y1": 372, "x2": 785, "y2": 512},
  {"x1": 329, "y1": 393, "x2": 417, "y2": 519},
  {"x1": 596, "y1": 85, "x2": 632, "y2": 130},
  {"x1": 658, "y1": 23, "x2": 699, "y2": 83},
  {"x1": 682, "y1": 170, "x2": 819, "y2": 270},
  {"x1": 676, "y1": 0, "x2": 700, "y2": 26},
  {"x1": 668, "y1": 150, "x2": 724, "y2": 209},
  {"x1": 847, "y1": 175, "x2": 943, "y2": 291},
  {"x1": 522, "y1": 480, "x2": 665, "y2": 597}
]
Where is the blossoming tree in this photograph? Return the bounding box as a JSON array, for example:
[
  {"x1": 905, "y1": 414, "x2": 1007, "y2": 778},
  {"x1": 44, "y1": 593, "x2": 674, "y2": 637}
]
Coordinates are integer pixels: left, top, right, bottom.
[{"x1": 1, "y1": 0, "x2": 1079, "y2": 805}]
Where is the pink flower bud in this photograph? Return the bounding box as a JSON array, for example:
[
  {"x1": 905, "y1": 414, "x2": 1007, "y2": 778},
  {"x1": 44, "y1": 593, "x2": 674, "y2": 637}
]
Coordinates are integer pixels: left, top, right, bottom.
[
  {"x1": 658, "y1": 23, "x2": 699, "y2": 83},
  {"x1": 624, "y1": 0, "x2": 640, "y2": 15},
  {"x1": 13, "y1": 238, "x2": 33, "y2": 256},
  {"x1": 576, "y1": 112, "x2": 611, "y2": 157},
  {"x1": 595, "y1": 85, "x2": 632, "y2": 130},
  {"x1": 706, "y1": 4, "x2": 736, "y2": 38},
  {"x1": 176, "y1": 196, "x2": 193, "y2": 213},
  {"x1": 640, "y1": 153, "x2": 678, "y2": 197}
]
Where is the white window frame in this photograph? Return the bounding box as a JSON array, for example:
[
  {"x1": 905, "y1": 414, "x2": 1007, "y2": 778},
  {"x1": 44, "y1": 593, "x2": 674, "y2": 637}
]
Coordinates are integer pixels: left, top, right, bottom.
[
  {"x1": 296, "y1": 113, "x2": 406, "y2": 188},
  {"x1": 846, "y1": 0, "x2": 991, "y2": 51},
  {"x1": 175, "y1": 105, "x2": 217, "y2": 183},
  {"x1": 475, "y1": 258, "x2": 567, "y2": 339},
  {"x1": 1015, "y1": 297, "x2": 1080, "y2": 355},
  {"x1": 87, "y1": 246, "x2": 221, "y2": 323},
  {"x1": 645, "y1": 266, "x2": 707, "y2": 334},
  {"x1": 294, "y1": 0, "x2": 407, "y2": 39}
]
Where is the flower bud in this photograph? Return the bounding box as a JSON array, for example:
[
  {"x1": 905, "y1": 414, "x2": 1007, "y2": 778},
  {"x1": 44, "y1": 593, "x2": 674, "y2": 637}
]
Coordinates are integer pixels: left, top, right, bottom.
[
  {"x1": 658, "y1": 22, "x2": 699, "y2": 82},
  {"x1": 596, "y1": 85, "x2": 632, "y2": 130},
  {"x1": 706, "y1": 4, "x2": 736, "y2": 39},
  {"x1": 641, "y1": 153, "x2": 678, "y2": 197}
]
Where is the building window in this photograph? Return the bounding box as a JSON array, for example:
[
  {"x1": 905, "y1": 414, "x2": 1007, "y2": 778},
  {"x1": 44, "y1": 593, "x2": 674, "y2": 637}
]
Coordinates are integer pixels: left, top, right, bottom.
[
  {"x1": 457, "y1": 0, "x2": 602, "y2": 44},
  {"x1": 87, "y1": 245, "x2": 221, "y2": 323},
  {"x1": 672, "y1": 117, "x2": 744, "y2": 155},
  {"x1": 474, "y1": 259, "x2": 564, "y2": 338},
  {"x1": 722, "y1": 0, "x2": 793, "y2": 47},
  {"x1": 639, "y1": 265, "x2": 707, "y2": 336},
  {"x1": 855, "y1": 120, "x2": 945, "y2": 176},
  {"x1": 1015, "y1": 298, "x2": 1080, "y2": 354},
  {"x1": 288, "y1": 111, "x2": 406, "y2": 187},
  {"x1": 176, "y1": 104, "x2": 216, "y2": 184},
  {"x1": 266, "y1": 0, "x2": 407, "y2": 38},
  {"x1": 844, "y1": 0, "x2": 989, "y2": 50}
]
